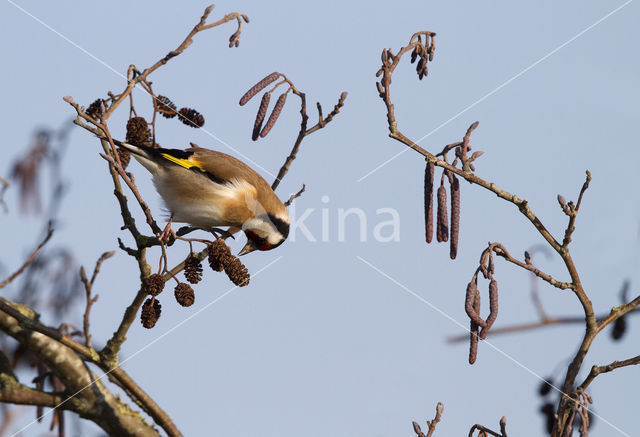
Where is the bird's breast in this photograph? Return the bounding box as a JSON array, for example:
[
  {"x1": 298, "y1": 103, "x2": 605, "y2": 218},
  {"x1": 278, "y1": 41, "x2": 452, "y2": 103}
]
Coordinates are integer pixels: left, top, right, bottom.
[{"x1": 152, "y1": 170, "x2": 257, "y2": 229}]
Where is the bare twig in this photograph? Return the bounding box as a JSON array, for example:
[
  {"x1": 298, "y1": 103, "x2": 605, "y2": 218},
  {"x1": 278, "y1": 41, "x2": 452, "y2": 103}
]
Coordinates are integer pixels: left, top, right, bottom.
[
  {"x1": 284, "y1": 184, "x2": 306, "y2": 207},
  {"x1": 596, "y1": 294, "x2": 640, "y2": 334},
  {"x1": 271, "y1": 90, "x2": 347, "y2": 191},
  {"x1": 490, "y1": 243, "x2": 573, "y2": 290},
  {"x1": 0, "y1": 176, "x2": 9, "y2": 213},
  {"x1": 468, "y1": 416, "x2": 508, "y2": 437},
  {"x1": 562, "y1": 170, "x2": 591, "y2": 247},
  {"x1": 447, "y1": 306, "x2": 640, "y2": 343},
  {"x1": 105, "y1": 5, "x2": 249, "y2": 119},
  {"x1": 578, "y1": 354, "x2": 640, "y2": 392},
  {"x1": 0, "y1": 224, "x2": 53, "y2": 289},
  {"x1": 426, "y1": 402, "x2": 444, "y2": 437},
  {"x1": 375, "y1": 32, "x2": 619, "y2": 435},
  {"x1": 79, "y1": 251, "x2": 115, "y2": 349}
]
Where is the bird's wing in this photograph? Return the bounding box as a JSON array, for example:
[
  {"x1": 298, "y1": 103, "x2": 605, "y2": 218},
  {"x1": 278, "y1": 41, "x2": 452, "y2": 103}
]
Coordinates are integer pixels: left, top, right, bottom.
[
  {"x1": 186, "y1": 148, "x2": 269, "y2": 188},
  {"x1": 156, "y1": 148, "x2": 231, "y2": 185}
]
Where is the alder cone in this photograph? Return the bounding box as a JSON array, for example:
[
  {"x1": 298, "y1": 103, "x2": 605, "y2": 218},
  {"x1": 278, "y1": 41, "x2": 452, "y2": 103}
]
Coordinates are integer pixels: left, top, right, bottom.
[
  {"x1": 126, "y1": 117, "x2": 151, "y2": 146},
  {"x1": 224, "y1": 256, "x2": 250, "y2": 287},
  {"x1": 178, "y1": 108, "x2": 205, "y2": 128},
  {"x1": 144, "y1": 274, "x2": 165, "y2": 296},
  {"x1": 184, "y1": 255, "x2": 203, "y2": 284},
  {"x1": 141, "y1": 298, "x2": 161, "y2": 329},
  {"x1": 85, "y1": 98, "x2": 104, "y2": 118},
  {"x1": 174, "y1": 283, "x2": 195, "y2": 307},
  {"x1": 208, "y1": 239, "x2": 231, "y2": 272},
  {"x1": 156, "y1": 95, "x2": 177, "y2": 118},
  {"x1": 117, "y1": 148, "x2": 131, "y2": 169}
]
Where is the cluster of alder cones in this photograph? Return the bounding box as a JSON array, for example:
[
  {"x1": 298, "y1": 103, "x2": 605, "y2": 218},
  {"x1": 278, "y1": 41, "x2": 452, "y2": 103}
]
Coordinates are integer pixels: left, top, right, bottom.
[
  {"x1": 85, "y1": 96, "x2": 206, "y2": 170},
  {"x1": 155, "y1": 95, "x2": 205, "y2": 129},
  {"x1": 140, "y1": 239, "x2": 250, "y2": 329}
]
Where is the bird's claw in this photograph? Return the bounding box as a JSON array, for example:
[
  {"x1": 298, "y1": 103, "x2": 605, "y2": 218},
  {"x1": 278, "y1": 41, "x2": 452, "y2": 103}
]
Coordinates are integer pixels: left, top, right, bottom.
[{"x1": 210, "y1": 227, "x2": 235, "y2": 240}]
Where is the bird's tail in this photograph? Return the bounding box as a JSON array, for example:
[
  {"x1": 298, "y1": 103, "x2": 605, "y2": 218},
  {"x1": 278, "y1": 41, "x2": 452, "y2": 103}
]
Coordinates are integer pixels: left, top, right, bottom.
[{"x1": 113, "y1": 141, "x2": 161, "y2": 173}]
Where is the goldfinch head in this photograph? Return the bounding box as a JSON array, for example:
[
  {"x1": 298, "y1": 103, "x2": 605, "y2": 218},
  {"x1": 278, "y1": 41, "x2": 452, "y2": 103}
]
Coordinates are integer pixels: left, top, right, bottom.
[{"x1": 238, "y1": 213, "x2": 290, "y2": 255}]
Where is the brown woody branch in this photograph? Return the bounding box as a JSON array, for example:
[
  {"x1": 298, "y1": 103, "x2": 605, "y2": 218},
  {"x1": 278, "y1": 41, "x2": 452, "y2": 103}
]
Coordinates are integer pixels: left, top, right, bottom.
[
  {"x1": 448, "y1": 296, "x2": 640, "y2": 343},
  {"x1": 468, "y1": 416, "x2": 508, "y2": 437},
  {"x1": 412, "y1": 402, "x2": 444, "y2": 437},
  {"x1": 0, "y1": 224, "x2": 53, "y2": 289},
  {"x1": 271, "y1": 89, "x2": 347, "y2": 191},
  {"x1": 284, "y1": 184, "x2": 306, "y2": 207},
  {"x1": 577, "y1": 354, "x2": 640, "y2": 392},
  {"x1": 0, "y1": 300, "x2": 161, "y2": 436},
  {"x1": 80, "y1": 251, "x2": 115, "y2": 349},
  {"x1": 596, "y1": 294, "x2": 640, "y2": 334},
  {"x1": 0, "y1": 176, "x2": 9, "y2": 213},
  {"x1": 376, "y1": 36, "x2": 598, "y2": 318},
  {"x1": 485, "y1": 242, "x2": 573, "y2": 290},
  {"x1": 375, "y1": 32, "x2": 615, "y2": 436},
  {"x1": 561, "y1": 170, "x2": 591, "y2": 247},
  {"x1": 0, "y1": 382, "x2": 65, "y2": 409},
  {"x1": 0, "y1": 297, "x2": 180, "y2": 436},
  {"x1": 105, "y1": 4, "x2": 248, "y2": 119}
]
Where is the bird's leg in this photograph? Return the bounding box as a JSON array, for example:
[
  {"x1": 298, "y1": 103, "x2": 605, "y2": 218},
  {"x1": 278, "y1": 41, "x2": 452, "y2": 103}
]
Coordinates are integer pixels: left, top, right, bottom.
[
  {"x1": 210, "y1": 227, "x2": 235, "y2": 240},
  {"x1": 158, "y1": 216, "x2": 177, "y2": 244}
]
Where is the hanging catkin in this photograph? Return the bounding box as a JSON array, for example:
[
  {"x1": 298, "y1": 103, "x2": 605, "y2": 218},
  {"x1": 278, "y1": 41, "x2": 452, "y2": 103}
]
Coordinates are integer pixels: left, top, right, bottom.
[{"x1": 424, "y1": 161, "x2": 435, "y2": 243}]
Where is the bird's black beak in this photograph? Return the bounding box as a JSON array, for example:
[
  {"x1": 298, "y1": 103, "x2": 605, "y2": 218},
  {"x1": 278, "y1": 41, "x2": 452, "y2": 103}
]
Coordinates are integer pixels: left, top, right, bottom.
[{"x1": 238, "y1": 241, "x2": 257, "y2": 256}]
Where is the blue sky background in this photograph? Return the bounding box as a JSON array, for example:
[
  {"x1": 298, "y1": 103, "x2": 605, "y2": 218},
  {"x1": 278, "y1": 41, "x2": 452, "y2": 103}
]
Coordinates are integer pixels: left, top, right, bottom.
[{"x1": 1, "y1": 1, "x2": 639, "y2": 436}]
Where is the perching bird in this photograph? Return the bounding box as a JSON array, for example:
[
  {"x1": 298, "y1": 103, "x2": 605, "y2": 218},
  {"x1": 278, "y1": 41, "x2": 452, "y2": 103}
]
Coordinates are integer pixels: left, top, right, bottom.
[{"x1": 115, "y1": 141, "x2": 289, "y2": 255}]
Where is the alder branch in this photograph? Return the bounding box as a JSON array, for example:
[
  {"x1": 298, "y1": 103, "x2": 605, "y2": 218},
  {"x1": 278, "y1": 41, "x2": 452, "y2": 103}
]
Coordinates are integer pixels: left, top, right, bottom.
[
  {"x1": 375, "y1": 32, "x2": 620, "y2": 436},
  {"x1": 284, "y1": 184, "x2": 306, "y2": 207},
  {"x1": 0, "y1": 297, "x2": 181, "y2": 437},
  {"x1": 376, "y1": 34, "x2": 597, "y2": 329},
  {"x1": 0, "y1": 383, "x2": 65, "y2": 409},
  {"x1": 80, "y1": 251, "x2": 115, "y2": 349},
  {"x1": 0, "y1": 176, "x2": 8, "y2": 213},
  {"x1": 271, "y1": 89, "x2": 348, "y2": 191},
  {"x1": 577, "y1": 354, "x2": 640, "y2": 392},
  {"x1": 488, "y1": 242, "x2": 573, "y2": 290},
  {"x1": 468, "y1": 416, "x2": 508, "y2": 437},
  {"x1": 411, "y1": 402, "x2": 443, "y2": 437},
  {"x1": 562, "y1": 170, "x2": 591, "y2": 248},
  {"x1": 596, "y1": 294, "x2": 640, "y2": 334},
  {"x1": 0, "y1": 298, "x2": 93, "y2": 359},
  {"x1": 105, "y1": 4, "x2": 248, "y2": 119},
  {"x1": 447, "y1": 306, "x2": 640, "y2": 343},
  {"x1": 0, "y1": 300, "x2": 161, "y2": 436},
  {"x1": 0, "y1": 224, "x2": 53, "y2": 289}
]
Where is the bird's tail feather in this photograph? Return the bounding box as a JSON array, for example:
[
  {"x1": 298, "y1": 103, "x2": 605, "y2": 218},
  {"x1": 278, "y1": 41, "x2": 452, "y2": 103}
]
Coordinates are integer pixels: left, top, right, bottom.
[{"x1": 114, "y1": 142, "x2": 161, "y2": 174}]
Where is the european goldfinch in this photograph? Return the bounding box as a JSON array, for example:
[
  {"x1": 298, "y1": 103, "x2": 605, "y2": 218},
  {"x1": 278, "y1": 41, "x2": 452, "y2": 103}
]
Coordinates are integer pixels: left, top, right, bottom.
[{"x1": 116, "y1": 142, "x2": 290, "y2": 255}]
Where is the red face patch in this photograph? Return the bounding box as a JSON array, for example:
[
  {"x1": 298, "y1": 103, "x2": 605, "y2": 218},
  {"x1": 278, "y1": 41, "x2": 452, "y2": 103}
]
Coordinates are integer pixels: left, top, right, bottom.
[
  {"x1": 245, "y1": 230, "x2": 272, "y2": 251},
  {"x1": 259, "y1": 241, "x2": 273, "y2": 251}
]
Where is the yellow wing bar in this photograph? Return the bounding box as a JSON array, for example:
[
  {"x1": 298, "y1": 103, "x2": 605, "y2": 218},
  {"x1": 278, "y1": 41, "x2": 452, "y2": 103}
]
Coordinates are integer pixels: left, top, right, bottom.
[{"x1": 160, "y1": 153, "x2": 205, "y2": 172}]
